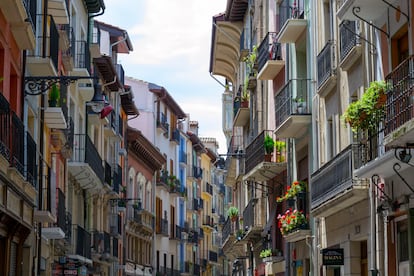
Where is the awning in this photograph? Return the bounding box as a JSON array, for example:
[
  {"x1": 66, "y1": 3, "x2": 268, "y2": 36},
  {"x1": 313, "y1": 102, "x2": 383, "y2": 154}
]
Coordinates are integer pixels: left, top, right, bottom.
[{"x1": 261, "y1": 207, "x2": 277, "y2": 237}]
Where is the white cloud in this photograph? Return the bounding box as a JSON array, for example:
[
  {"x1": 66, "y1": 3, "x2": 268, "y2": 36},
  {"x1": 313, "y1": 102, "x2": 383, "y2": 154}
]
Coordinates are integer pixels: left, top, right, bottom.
[{"x1": 100, "y1": 0, "x2": 228, "y2": 153}]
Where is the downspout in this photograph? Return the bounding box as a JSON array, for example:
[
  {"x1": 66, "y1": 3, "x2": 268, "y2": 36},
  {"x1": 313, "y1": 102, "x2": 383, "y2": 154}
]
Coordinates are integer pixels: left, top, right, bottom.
[{"x1": 37, "y1": 0, "x2": 49, "y2": 274}]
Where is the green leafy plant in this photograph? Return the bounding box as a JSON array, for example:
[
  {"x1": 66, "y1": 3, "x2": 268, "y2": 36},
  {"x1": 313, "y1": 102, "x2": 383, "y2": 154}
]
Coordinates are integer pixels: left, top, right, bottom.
[
  {"x1": 243, "y1": 45, "x2": 258, "y2": 76},
  {"x1": 227, "y1": 206, "x2": 239, "y2": 220},
  {"x1": 48, "y1": 84, "x2": 60, "y2": 107},
  {"x1": 260, "y1": 249, "x2": 272, "y2": 258},
  {"x1": 342, "y1": 80, "x2": 387, "y2": 133},
  {"x1": 264, "y1": 134, "x2": 275, "y2": 154},
  {"x1": 276, "y1": 181, "x2": 307, "y2": 202}
]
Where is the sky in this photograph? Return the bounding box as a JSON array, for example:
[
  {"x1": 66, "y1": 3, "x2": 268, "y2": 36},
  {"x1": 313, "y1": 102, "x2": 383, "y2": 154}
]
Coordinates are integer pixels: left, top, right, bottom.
[{"x1": 98, "y1": 0, "x2": 228, "y2": 154}]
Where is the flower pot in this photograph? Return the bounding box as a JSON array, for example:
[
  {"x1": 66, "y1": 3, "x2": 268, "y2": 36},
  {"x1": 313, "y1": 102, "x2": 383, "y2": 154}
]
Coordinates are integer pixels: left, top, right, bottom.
[
  {"x1": 241, "y1": 100, "x2": 249, "y2": 108},
  {"x1": 264, "y1": 153, "x2": 272, "y2": 162}
]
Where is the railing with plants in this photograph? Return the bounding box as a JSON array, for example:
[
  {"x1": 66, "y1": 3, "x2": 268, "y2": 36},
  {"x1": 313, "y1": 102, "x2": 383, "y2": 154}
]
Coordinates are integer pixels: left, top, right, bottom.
[
  {"x1": 245, "y1": 130, "x2": 275, "y2": 173},
  {"x1": 275, "y1": 78, "x2": 310, "y2": 127}
]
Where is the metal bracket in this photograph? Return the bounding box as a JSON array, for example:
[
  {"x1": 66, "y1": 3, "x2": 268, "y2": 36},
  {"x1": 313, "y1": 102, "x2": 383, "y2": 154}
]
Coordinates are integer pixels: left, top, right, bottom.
[
  {"x1": 381, "y1": 0, "x2": 409, "y2": 23},
  {"x1": 352, "y1": 6, "x2": 389, "y2": 38},
  {"x1": 24, "y1": 76, "x2": 98, "y2": 96}
]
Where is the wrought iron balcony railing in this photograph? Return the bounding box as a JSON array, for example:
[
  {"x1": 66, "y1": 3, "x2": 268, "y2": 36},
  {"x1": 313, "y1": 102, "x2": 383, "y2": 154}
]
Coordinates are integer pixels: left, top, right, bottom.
[
  {"x1": 31, "y1": 14, "x2": 59, "y2": 70},
  {"x1": 385, "y1": 55, "x2": 414, "y2": 136},
  {"x1": 244, "y1": 130, "x2": 273, "y2": 173},
  {"x1": 70, "y1": 134, "x2": 104, "y2": 183},
  {"x1": 339, "y1": 20, "x2": 360, "y2": 61},
  {"x1": 317, "y1": 40, "x2": 336, "y2": 89},
  {"x1": 279, "y1": 0, "x2": 305, "y2": 29},
  {"x1": 311, "y1": 144, "x2": 367, "y2": 210},
  {"x1": 257, "y1": 32, "x2": 282, "y2": 73},
  {"x1": 275, "y1": 78, "x2": 310, "y2": 127}
]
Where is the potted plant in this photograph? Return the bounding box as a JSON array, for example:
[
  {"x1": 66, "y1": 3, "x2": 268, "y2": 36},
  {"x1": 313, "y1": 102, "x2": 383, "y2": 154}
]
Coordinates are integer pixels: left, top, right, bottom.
[
  {"x1": 277, "y1": 209, "x2": 307, "y2": 235},
  {"x1": 48, "y1": 84, "x2": 60, "y2": 107},
  {"x1": 294, "y1": 97, "x2": 306, "y2": 113},
  {"x1": 264, "y1": 134, "x2": 275, "y2": 161},
  {"x1": 241, "y1": 84, "x2": 250, "y2": 108},
  {"x1": 342, "y1": 80, "x2": 387, "y2": 133},
  {"x1": 275, "y1": 140, "x2": 286, "y2": 162},
  {"x1": 227, "y1": 206, "x2": 239, "y2": 221},
  {"x1": 260, "y1": 248, "x2": 272, "y2": 259},
  {"x1": 117, "y1": 199, "x2": 127, "y2": 212},
  {"x1": 243, "y1": 45, "x2": 258, "y2": 76}
]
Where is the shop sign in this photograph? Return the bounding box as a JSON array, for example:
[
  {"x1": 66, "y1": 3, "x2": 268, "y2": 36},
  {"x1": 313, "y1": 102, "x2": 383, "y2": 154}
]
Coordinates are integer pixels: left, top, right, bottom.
[{"x1": 322, "y1": 248, "x2": 344, "y2": 266}]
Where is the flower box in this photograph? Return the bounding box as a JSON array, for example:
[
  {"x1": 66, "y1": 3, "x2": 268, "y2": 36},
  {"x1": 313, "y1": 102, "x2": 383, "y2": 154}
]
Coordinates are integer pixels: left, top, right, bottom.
[{"x1": 284, "y1": 229, "x2": 311, "y2": 243}]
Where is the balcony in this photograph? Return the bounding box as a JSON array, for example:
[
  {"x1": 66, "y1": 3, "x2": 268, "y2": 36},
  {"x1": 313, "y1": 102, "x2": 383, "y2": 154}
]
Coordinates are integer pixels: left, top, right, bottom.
[
  {"x1": 274, "y1": 79, "x2": 311, "y2": 139},
  {"x1": 225, "y1": 135, "x2": 244, "y2": 186},
  {"x1": 179, "y1": 150, "x2": 187, "y2": 164},
  {"x1": 336, "y1": 0, "x2": 389, "y2": 21},
  {"x1": 41, "y1": 188, "x2": 66, "y2": 240},
  {"x1": 156, "y1": 112, "x2": 169, "y2": 135},
  {"x1": 127, "y1": 206, "x2": 154, "y2": 236},
  {"x1": 339, "y1": 21, "x2": 362, "y2": 71},
  {"x1": 192, "y1": 166, "x2": 203, "y2": 179},
  {"x1": 243, "y1": 131, "x2": 287, "y2": 182},
  {"x1": 26, "y1": 15, "x2": 59, "y2": 77},
  {"x1": 317, "y1": 41, "x2": 337, "y2": 96},
  {"x1": 383, "y1": 56, "x2": 414, "y2": 147},
  {"x1": 277, "y1": 0, "x2": 307, "y2": 43},
  {"x1": 202, "y1": 215, "x2": 214, "y2": 229},
  {"x1": 242, "y1": 197, "x2": 266, "y2": 241},
  {"x1": 233, "y1": 96, "x2": 249, "y2": 127},
  {"x1": 103, "y1": 111, "x2": 117, "y2": 138},
  {"x1": 34, "y1": 165, "x2": 56, "y2": 224},
  {"x1": 171, "y1": 128, "x2": 180, "y2": 145},
  {"x1": 72, "y1": 40, "x2": 93, "y2": 92},
  {"x1": 0, "y1": 97, "x2": 37, "y2": 188},
  {"x1": 0, "y1": 0, "x2": 36, "y2": 49},
  {"x1": 221, "y1": 218, "x2": 245, "y2": 259},
  {"x1": 257, "y1": 32, "x2": 284, "y2": 80},
  {"x1": 202, "y1": 182, "x2": 213, "y2": 197},
  {"x1": 48, "y1": 0, "x2": 69, "y2": 24},
  {"x1": 310, "y1": 144, "x2": 369, "y2": 217},
  {"x1": 68, "y1": 134, "x2": 104, "y2": 191},
  {"x1": 44, "y1": 84, "x2": 68, "y2": 129},
  {"x1": 210, "y1": 13, "x2": 243, "y2": 84},
  {"x1": 67, "y1": 225, "x2": 92, "y2": 265},
  {"x1": 156, "y1": 218, "x2": 169, "y2": 236}
]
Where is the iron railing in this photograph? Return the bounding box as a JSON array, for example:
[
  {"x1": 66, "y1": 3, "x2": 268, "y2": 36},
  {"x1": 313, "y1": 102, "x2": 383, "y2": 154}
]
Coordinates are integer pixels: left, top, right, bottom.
[
  {"x1": 339, "y1": 20, "x2": 359, "y2": 61},
  {"x1": 257, "y1": 32, "x2": 281, "y2": 73},
  {"x1": 75, "y1": 225, "x2": 91, "y2": 259},
  {"x1": 317, "y1": 40, "x2": 336, "y2": 88},
  {"x1": 74, "y1": 40, "x2": 90, "y2": 72},
  {"x1": 171, "y1": 128, "x2": 180, "y2": 144},
  {"x1": 56, "y1": 188, "x2": 66, "y2": 231},
  {"x1": 275, "y1": 78, "x2": 310, "y2": 127},
  {"x1": 70, "y1": 134, "x2": 104, "y2": 183},
  {"x1": 116, "y1": 64, "x2": 125, "y2": 87},
  {"x1": 310, "y1": 144, "x2": 368, "y2": 209},
  {"x1": 278, "y1": 0, "x2": 305, "y2": 30},
  {"x1": 31, "y1": 15, "x2": 59, "y2": 70},
  {"x1": 244, "y1": 130, "x2": 273, "y2": 173},
  {"x1": 385, "y1": 55, "x2": 414, "y2": 135}
]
